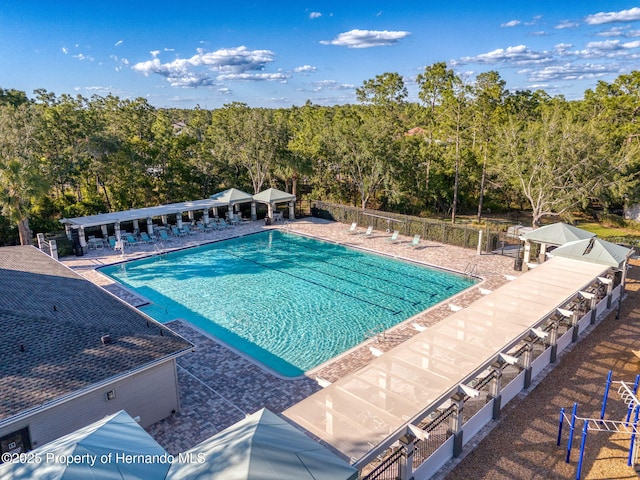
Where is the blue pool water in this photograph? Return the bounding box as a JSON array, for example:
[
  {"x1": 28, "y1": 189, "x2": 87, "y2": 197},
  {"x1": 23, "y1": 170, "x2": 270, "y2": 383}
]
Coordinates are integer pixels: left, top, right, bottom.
[{"x1": 100, "y1": 231, "x2": 475, "y2": 377}]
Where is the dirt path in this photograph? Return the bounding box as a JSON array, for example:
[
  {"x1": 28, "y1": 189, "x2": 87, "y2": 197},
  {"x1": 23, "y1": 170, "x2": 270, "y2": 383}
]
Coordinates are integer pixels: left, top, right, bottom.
[{"x1": 440, "y1": 258, "x2": 640, "y2": 480}]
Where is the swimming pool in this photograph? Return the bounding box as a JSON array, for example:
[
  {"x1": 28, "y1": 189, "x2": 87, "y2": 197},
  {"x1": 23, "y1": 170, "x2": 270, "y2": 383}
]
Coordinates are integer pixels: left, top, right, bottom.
[{"x1": 100, "y1": 231, "x2": 476, "y2": 377}]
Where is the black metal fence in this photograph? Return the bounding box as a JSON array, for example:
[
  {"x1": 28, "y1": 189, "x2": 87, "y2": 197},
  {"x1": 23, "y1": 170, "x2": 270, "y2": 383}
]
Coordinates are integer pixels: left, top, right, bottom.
[{"x1": 310, "y1": 201, "x2": 522, "y2": 255}]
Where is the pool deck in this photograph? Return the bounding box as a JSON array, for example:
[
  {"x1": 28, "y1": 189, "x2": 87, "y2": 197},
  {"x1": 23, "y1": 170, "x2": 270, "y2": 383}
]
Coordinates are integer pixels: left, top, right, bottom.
[{"x1": 60, "y1": 218, "x2": 520, "y2": 454}]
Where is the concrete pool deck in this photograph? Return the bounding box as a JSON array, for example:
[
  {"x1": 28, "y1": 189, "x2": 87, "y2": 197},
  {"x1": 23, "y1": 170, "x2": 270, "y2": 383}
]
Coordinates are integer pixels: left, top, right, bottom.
[{"x1": 60, "y1": 217, "x2": 520, "y2": 454}]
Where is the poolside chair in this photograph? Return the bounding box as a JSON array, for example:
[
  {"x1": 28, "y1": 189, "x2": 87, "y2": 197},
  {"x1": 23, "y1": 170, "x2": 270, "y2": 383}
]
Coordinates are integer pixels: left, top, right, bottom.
[
  {"x1": 181, "y1": 224, "x2": 196, "y2": 235},
  {"x1": 125, "y1": 233, "x2": 140, "y2": 246},
  {"x1": 196, "y1": 223, "x2": 210, "y2": 234},
  {"x1": 358, "y1": 225, "x2": 374, "y2": 237},
  {"x1": 158, "y1": 229, "x2": 173, "y2": 242},
  {"x1": 218, "y1": 218, "x2": 231, "y2": 229},
  {"x1": 386, "y1": 230, "x2": 400, "y2": 243},
  {"x1": 406, "y1": 234, "x2": 421, "y2": 248},
  {"x1": 346, "y1": 222, "x2": 358, "y2": 234},
  {"x1": 108, "y1": 236, "x2": 117, "y2": 249},
  {"x1": 171, "y1": 226, "x2": 187, "y2": 237},
  {"x1": 140, "y1": 232, "x2": 155, "y2": 243}
]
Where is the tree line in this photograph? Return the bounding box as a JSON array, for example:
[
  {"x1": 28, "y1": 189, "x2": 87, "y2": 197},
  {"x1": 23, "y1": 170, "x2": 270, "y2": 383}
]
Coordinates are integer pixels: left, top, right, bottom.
[{"x1": 1, "y1": 63, "x2": 639, "y2": 246}]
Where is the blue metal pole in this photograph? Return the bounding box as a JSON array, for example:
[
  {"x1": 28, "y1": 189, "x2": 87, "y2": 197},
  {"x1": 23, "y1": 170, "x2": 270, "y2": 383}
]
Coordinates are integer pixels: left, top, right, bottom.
[
  {"x1": 600, "y1": 370, "x2": 612, "y2": 423},
  {"x1": 567, "y1": 402, "x2": 578, "y2": 463},
  {"x1": 557, "y1": 407, "x2": 565, "y2": 446},
  {"x1": 628, "y1": 405, "x2": 640, "y2": 467},
  {"x1": 576, "y1": 420, "x2": 589, "y2": 480}
]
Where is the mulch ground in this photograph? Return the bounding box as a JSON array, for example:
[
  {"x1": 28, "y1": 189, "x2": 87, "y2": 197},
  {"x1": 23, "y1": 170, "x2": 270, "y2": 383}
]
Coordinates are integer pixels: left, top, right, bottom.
[{"x1": 442, "y1": 258, "x2": 640, "y2": 480}]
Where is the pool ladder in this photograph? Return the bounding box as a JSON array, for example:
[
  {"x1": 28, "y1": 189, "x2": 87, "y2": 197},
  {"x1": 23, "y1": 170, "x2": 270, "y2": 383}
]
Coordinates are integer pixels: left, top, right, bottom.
[{"x1": 464, "y1": 262, "x2": 478, "y2": 277}]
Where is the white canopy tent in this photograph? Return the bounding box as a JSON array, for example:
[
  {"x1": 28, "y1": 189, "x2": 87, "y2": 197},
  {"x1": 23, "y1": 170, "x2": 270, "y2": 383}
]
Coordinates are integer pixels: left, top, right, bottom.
[{"x1": 284, "y1": 257, "x2": 609, "y2": 464}]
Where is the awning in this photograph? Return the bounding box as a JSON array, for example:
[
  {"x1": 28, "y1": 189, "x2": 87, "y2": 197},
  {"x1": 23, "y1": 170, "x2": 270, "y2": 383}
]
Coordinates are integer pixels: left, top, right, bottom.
[
  {"x1": 284, "y1": 257, "x2": 609, "y2": 463},
  {"x1": 59, "y1": 198, "x2": 226, "y2": 229}
]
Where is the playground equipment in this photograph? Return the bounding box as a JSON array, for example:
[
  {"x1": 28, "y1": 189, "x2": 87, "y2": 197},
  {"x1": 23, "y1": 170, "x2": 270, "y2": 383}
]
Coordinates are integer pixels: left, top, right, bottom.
[{"x1": 557, "y1": 370, "x2": 640, "y2": 479}]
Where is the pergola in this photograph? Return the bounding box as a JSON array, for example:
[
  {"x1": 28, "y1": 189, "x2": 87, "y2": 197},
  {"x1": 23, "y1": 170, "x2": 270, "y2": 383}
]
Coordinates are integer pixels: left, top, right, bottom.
[{"x1": 59, "y1": 198, "x2": 226, "y2": 249}]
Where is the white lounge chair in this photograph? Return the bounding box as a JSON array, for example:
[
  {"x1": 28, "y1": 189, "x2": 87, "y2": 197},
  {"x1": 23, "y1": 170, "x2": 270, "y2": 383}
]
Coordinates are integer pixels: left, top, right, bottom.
[
  {"x1": 386, "y1": 230, "x2": 400, "y2": 243},
  {"x1": 406, "y1": 234, "x2": 421, "y2": 248},
  {"x1": 346, "y1": 222, "x2": 358, "y2": 234},
  {"x1": 359, "y1": 226, "x2": 374, "y2": 237}
]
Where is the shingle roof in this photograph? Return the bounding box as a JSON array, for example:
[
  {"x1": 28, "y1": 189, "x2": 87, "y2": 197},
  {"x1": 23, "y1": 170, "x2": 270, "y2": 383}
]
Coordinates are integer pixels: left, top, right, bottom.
[{"x1": 0, "y1": 246, "x2": 193, "y2": 422}]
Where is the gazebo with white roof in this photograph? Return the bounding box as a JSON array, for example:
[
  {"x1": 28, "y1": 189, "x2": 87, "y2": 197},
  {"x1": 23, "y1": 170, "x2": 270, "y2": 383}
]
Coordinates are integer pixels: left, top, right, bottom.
[
  {"x1": 253, "y1": 187, "x2": 296, "y2": 222},
  {"x1": 520, "y1": 222, "x2": 596, "y2": 269},
  {"x1": 210, "y1": 188, "x2": 257, "y2": 221}
]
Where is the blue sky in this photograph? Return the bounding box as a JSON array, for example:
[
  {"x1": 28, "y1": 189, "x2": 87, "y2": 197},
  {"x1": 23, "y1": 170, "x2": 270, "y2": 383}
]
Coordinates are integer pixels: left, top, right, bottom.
[{"x1": 1, "y1": 1, "x2": 640, "y2": 108}]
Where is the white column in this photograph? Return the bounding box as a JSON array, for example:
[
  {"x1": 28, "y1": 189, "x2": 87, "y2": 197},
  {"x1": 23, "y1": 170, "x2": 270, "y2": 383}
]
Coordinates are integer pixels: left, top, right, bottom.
[
  {"x1": 147, "y1": 217, "x2": 154, "y2": 235},
  {"x1": 203, "y1": 209, "x2": 210, "y2": 225},
  {"x1": 188, "y1": 210, "x2": 194, "y2": 223},
  {"x1": 176, "y1": 212, "x2": 183, "y2": 229},
  {"x1": 161, "y1": 214, "x2": 168, "y2": 225},
  {"x1": 251, "y1": 202, "x2": 257, "y2": 221},
  {"x1": 213, "y1": 207, "x2": 219, "y2": 218},
  {"x1": 79, "y1": 226, "x2": 87, "y2": 249},
  {"x1": 523, "y1": 240, "x2": 531, "y2": 272},
  {"x1": 133, "y1": 219, "x2": 140, "y2": 233},
  {"x1": 101, "y1": 224, "x2": 108, "y2": 238},
  {"x1": 288, "y1": 201, "x2": 295, "y2": 220},
  {"x1": 539, "y1": 243, "x2": 547, "y2": 263},
  {"x1": 114, "y1": 222, "x2": 121, "y2": 242},
  {"x1": 267, "y1": 203, "x2": 274, "y2": 219}
]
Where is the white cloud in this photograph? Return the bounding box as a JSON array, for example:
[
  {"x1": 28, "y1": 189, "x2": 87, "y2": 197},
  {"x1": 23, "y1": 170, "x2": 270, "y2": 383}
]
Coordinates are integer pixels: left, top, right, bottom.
[
  {"x1": 501, "y1": 20, "x2": 521, "y2": 28},
  {"x1": 520, "y1": 63, "x2": 615, "y2": 82},
  {"x1": 132, "y1": 46, "x2": 278, "y2": 87},
  {"x1": 115, "y1": 40, "x2": 123, "y2": 47},
  {"x1": 456, "y1": 45, "x2": 552, "y2": 66},
  {"x1": 62, "y1": 47, "x2": 68, "y2": 54},
  {"x1": 576, "y1": 39, "x2": 640, "y2": 58},
  {"x1": 310, "y1": 80, "x2": 355, "y2": 91},
  {"x1": 294, "y1": 65, "x2": 316, "y2": 73},
  {"x1": 320, "y1": 29, "x2": 411, "y2": 48},
  {"x1": 310, "y1": 11, "x2": 322, "y2": 19},
  {"x1": 596, "y1": 26, "x2": 629, "y2": 37},
  {"x1": 585, "y1": 7, "x2": 640, "y2": 25},
  {"x1": 216, "y1": 72, "x2": 289, "y2": 82},
  {"x1": 554, "y1": 43, "x2": 573, "y2": 55},
  {"x1": 555, "y1": 20, "x2": 579, "y2": 29},
  {"x1": 73, "y1": 53, "x2": 94, "y2": 61}
]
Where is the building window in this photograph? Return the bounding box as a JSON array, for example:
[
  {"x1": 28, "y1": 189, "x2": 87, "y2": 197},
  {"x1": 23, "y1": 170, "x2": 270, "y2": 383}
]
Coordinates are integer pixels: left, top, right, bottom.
[{"x1": 105, "y1": 389, "x2": 116, "y2": 401}]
